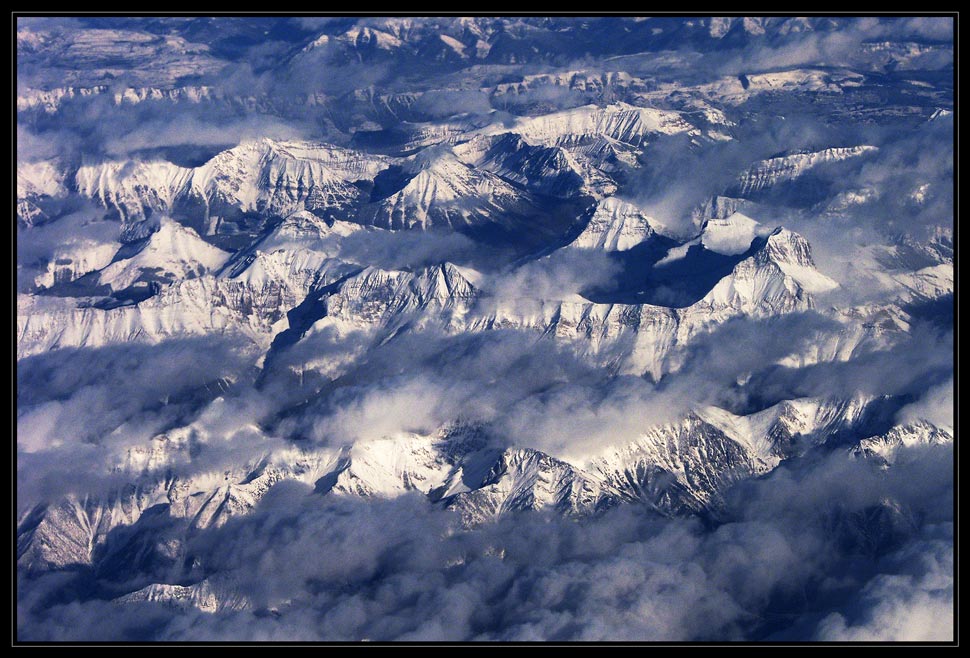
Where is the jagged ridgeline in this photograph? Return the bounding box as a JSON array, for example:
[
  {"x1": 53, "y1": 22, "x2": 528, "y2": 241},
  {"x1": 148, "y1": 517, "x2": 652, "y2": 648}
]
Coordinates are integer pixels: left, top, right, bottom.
[{"x1": 16, "y1": 16, "x2": 953, "y2": 642}]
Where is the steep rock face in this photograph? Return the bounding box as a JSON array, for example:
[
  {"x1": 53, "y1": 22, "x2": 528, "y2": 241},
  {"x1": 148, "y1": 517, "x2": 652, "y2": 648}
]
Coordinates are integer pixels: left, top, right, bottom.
[
  {"x1": 361, "y1": 148, "x2": 531, "y2": 231},
  {"x1": 754, "y1": 228, "x2": 838, "y2": 294},
  {"x1": 454, "y1": 133, "x2": 606, "y2": 198},
  {"x1": 694, "y1": 227, "x2": 835, "y2": 316},
  {"x1": 260, "y1": 209, "x2": 363, "y2": 247},
  {"x1": 373, "y1": 115, "x2": 491, "y2": 152},
  {"x1": 479, "y1": 226, "x2": 828, "y2": 378},
  {"x1": 442, "y1": 448, "x2": 608, "y2": 525},
  {"x1": 568, "y1": 198, "x2": 659, "y2": 251},
  {"x1": 96, "y1": 220, "x2": 230, "y2": 291},
  {"x1": 18, "y1": 276, "x2": 294, "y2": 357},
  {"x1": 766, "y1": 397, "x2": 871, "y2": 450},
  {"x1": 301, "y1": 25, "x2": 407, "y2": 59},
  {"x1": 61, "y1": 123, "x2": 620, "y2": 242},
  {"x1": 853, "y1": 421, "x2": 953, "y2": 464},
  {"x1": 191, "y1": 140, "x2": 387, "y2": 221},
  {"x1": 18, "y1": 497, "x2": 118, "y2": 572},
  {"x1": 319, "y1": 262, "x2": 478, "y2": 337},
  {"x1": 316, "y1": 428, "x2": 607, "y2": 528},
  {"x1": 225, "y1": 210, "x2": 362, "y2": 306},
  {"x1": 691, "y1": 196, "x2": 750, "y2": 225},
  {"x1": 335, "y1": 25, "x2": 405, "y2": 50},
  {"x1": 46, "y1": 109, "x2": 690, "y2": 240},
  {"x1": 16, "y1": 209, "x2": 372, "y2": 358},
  {"x1": 489, "y1": 69, "x2": 645, "y2": 105},
  {"x1": 701, "y1": 395, "x2": 877, "y2": 460},
  {"x1": 589, "y1": 414, "x2": 772, "y2": 515},
  {"x1": 18, "y1": 225, "x2": 823, "y2": 373},
  {"x1": 17, "y1": 432, "x2": 191, "y2": 573},
  {"x1": 17, "y1": 84, "x2": 224, "y2": 114},
  {"x1": 730, "y1": 146, "x2": 878, "y2": 197},
  {"x1": 115, "y1": 578, "x2": 251, "y2": 613},
  {"x1": 18, "y1": 430, "x2": 344, "y2": 572},
  {"x1": 75, "y1": 160, "x2": 193, "y2": 224},
  {"x1": 500, "y1": 102, "x2": 698, "y2": 148},
  {"x1": 74, "y1": 140, "x2": 391, "y2": 236}
]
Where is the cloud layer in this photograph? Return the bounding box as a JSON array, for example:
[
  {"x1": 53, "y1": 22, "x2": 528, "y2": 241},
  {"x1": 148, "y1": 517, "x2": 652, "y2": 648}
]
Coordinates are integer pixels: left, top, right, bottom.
[{"x1": 17, "y1": 442, "x2": 953, "y2": 641}]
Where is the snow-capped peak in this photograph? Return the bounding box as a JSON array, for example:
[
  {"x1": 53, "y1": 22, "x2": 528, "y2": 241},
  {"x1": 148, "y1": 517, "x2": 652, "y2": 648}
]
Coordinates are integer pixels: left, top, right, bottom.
[
  {"x1": 97, "y1": 218, "x2": 230, "y2": 291},
  {"x1": 568, "y1": 197, "x2": 659, "y2": 251},
  {"x1": 494, "y1": 102, "x2": 697, "y2": 148},
  {"x1": 370, "y1": 146, "x2": 525, "y2": 230},
  {"x1": 757, "y1": 228, "x2": 838, "y2": 293},
  {"x1": 854, "y1": 421, "x2": 953, "y2": 464},
  {"x1": 697, "y1": 223, "x2": 837, "y2": 313},
  {"x1": 75, "y1": 140, "x2": 390, "y2": 227},
  {"x1": 266, "y1": 210, "x2": 362, "y2": 247}
]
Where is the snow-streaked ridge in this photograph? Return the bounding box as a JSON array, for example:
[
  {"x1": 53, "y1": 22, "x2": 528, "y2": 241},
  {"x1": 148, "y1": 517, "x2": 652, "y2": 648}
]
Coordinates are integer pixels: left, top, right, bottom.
[
  {"x1": 97, "y1": 219, "x2": 230, "y2": 290},
  {"x1": 734, "y1": 146, "x2": 878, "y2": 196},
  {"x1": 568, "y1": 198, "x2": 659, "y2": 251}
]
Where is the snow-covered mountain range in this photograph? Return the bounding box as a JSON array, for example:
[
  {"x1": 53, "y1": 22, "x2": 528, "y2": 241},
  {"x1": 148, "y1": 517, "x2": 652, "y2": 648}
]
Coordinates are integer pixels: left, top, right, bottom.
[{"x1": 16, "y1": 16, "x2": 953, "y2": 642}]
